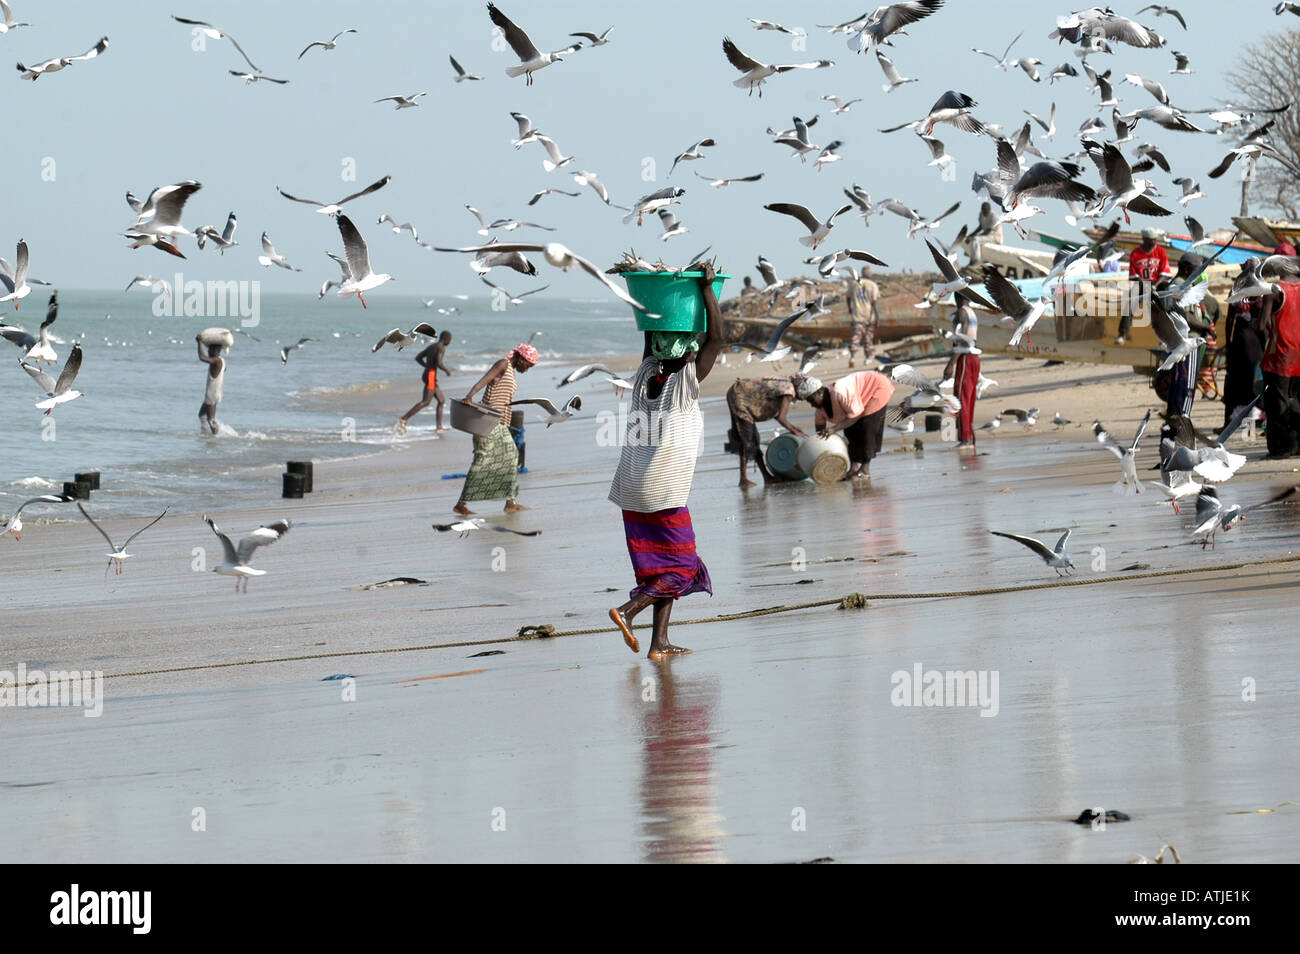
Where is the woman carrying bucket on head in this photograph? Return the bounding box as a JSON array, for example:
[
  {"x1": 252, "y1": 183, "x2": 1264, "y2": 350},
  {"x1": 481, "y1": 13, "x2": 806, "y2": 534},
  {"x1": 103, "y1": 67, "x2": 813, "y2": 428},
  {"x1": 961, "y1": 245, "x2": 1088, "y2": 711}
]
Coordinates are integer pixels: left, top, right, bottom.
[
  {"x1": 800, "y1": 370, "x2": 894, "y2": 481},
  {"x1": 453, "y1": 343, "x2": 537, "y2": 515},
  {"x1": 608, "y1": 262, "x2": 723, "y2": 660}
]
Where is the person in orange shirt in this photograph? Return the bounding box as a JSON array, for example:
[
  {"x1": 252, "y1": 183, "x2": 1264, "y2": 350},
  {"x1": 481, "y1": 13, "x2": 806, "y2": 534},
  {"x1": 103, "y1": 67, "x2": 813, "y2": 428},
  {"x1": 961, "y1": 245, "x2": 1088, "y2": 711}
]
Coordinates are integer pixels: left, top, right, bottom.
[{"x1": 801, "y1": 370, "x2": 895, "y2": 480}]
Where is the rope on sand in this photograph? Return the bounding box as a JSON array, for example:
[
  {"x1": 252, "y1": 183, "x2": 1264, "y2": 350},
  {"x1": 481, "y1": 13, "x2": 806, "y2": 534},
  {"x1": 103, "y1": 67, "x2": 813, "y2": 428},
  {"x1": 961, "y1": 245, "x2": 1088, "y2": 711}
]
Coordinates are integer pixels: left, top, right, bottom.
[{"x1": 92, "y1": 554, "x2": 1300, "y2": 682}]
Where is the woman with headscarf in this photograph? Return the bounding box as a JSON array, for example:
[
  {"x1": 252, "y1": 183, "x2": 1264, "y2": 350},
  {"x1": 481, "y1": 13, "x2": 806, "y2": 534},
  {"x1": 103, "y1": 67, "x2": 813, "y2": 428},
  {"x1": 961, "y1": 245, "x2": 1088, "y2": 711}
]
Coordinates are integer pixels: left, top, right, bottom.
[
  {"x1": 800, "y1": 370, "x2": 895, "y2": 480},
  {"x1": 608, "y1": 263, "x2": 722, "y2": 660},
  {"x1": 453, "y1": 343, "x2": 537, "y2": 515}
]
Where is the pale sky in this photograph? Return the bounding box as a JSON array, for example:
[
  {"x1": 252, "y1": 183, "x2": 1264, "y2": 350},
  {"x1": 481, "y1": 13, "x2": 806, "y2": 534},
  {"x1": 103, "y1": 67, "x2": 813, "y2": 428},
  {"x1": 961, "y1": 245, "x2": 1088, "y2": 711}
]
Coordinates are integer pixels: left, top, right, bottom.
[{"x1": 4, "y1": 0, "x2": 1281, "y2": 298}]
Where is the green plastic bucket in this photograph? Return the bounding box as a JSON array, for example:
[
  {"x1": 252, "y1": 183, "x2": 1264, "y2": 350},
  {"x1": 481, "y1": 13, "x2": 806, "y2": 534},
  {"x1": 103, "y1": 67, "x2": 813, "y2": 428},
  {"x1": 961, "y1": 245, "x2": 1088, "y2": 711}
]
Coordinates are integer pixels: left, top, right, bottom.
[{"x1": 622, "y1": 271, "x2": 729, "y2": 332}]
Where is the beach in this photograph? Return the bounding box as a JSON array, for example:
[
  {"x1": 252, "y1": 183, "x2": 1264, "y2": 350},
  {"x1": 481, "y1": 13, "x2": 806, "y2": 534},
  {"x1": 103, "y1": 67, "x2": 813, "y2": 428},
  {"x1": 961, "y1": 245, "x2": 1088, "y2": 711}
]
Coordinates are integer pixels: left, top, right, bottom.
[{"x1": 5, "y1": 351, "x2": 1299, "y2": 863}]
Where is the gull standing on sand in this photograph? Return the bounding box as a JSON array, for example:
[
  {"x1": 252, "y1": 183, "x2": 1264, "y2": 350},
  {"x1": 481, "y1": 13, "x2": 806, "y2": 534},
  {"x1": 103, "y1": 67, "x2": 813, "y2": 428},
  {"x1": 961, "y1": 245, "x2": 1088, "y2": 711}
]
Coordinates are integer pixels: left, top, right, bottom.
[
  {"x1": 489, "y1": 2, "x2": 576, "y2": 85},
  {"x1": 375, "y1": 92, "x2": 426, "y2": 109},
  {"x1": 276, "y1": 175, "x2": 391, "y2": 215},
  {"x1": 203, "y1": 516, "x2": 291, "y2": 592},
  {"x1": 257, "y1": 232, "x2": 302, "y2": 271},
  {"x1": 1094, "y1": 410, "x2": 1152, "y2": 495},
  {"x1": 1002, "y1": 407, "x2": 1039, "y2": 430},
  {"x1": 299, "y1": 28, "x2": 357, "y2": 58},
  {"x1": 333, "y1": 215, "x2": 393, "y2": 308},
  {"x1": 721, "y1": 36, "x2": 832, "y2": 97},
  {"x1": 21, "y1": 342, "x2": 82, "y2": 414},
  {"x1": 171, "y1": 16, "x2": 259, "y2": 71},
  {"x1": 3, "y1": 493, "x2": 71, "y2": 541},
  {"x1": 990, "y1": 529, "x2": 1075, "y2": 575},
  {"x1": 76, "y1": 502, "x2": 168, "y2": 578}
]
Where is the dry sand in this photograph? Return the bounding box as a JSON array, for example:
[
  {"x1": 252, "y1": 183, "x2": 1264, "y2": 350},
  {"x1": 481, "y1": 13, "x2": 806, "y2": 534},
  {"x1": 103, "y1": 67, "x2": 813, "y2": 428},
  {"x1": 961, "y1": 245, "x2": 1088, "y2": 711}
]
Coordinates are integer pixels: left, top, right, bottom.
[{"x1": 4, "y1": 351, "x2": 1299, "y2": 862}]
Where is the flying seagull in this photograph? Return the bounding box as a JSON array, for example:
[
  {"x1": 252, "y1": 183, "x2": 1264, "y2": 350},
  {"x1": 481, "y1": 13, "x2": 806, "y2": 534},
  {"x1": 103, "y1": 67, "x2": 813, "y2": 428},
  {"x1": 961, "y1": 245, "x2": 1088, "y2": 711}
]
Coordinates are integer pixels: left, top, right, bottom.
[
  {"x1": 570, "y1": 27, "x2": 614, "y2": 46},
  {"x1": 721, "y1": 36, "x2": 832, "y2": 97},
  {"x1": 171, "y1": 16, "x2": 259, "y2": 71},
  {"x1": 433, "y1": 242, "x2": 651, "y2": 313},
  {"x1": 693, "y1": 171, "x2": 764, "y2": 189},
  {"x1": 257, "y1": 232, "x2": 301, "y2": 271},
  {"x1": 0, "y1": 239, "x2": 33, "y2": 309},
  {"x1": 17, "y1": 35, "x2": 108, "y2": 79},
  {"x1": 511, "y1": 395, "x2": 582, "y2": 427},
  {"x1": 669, "y1": 138, "x2": 716, "y2": 177},
  {"x1": 20, "y1": 342, "x2": 83, "y2": 414},
  {"x1": 449, "y1": 54, "x2": 483, "y2": 81},
  {"x1": 276, "y1": 174, "x2": 391, "y2": 215},
  {"x1": 76, "y1": 502, "x2": 168, "y2": 578},
  {"x1": 433, "y1": 518, "x2": 541, "y2": 538},
  {"x1": 622, "y1": 187, "x2": 685, "y2": 226},
  {"x1": 377, "y1": 214, "x2": 419, "y2": 241},
  {"x1": 229, "y1": 70, "x2": 288, "y2": 85},
  {"x1": 375, "y1": 92, "x2": 426, "y2": 109},
  {"x1": 727, "y1": 299, "x2": 820, "y2": 364},
  {"x1": 372, "y1": 323, "x2": 437, "y2": 353},
  {"x1": 822, "y1": 95, "x2": 863, "y2": 113},
  {"x1": 845, "y1": 0, "x2": 946, "y2": 53},
  {"x1": 488, "y1": 2, "x2": 575, "y2": 85},
  {"x1": 280, "y1": 338, "x2": 315, "y2": 363},
  {"x1": 333, "y1": 214, "x2": 393, "y2": 308},
  {"x1": 481, "y1": 276, "x2": 550, "y2": 304},
  {"x1": 1094, "y1": 410, "x2": 1152, "y2": 495},
  {"x1": 765, "y1": 202, "x2": 853, "y2": 249},
  {"x1": 982, "y1": 265, "x2": 1048, "y2": 347},
  {"x1": 0, "y1": 1, "x2": 29, "y2": 33},
  {"x1": 528, "y1": 187, "x2": 581, "y2": 205},
  {"x1": 875, "y1": 50, "x2": 917, "y2": 92},
  {"x1": 990, "y1": 529, "x2": 1075, "y2": 575},
  {"x1": 558, "y1": 363, "x2": 632, "y2": 393},
  {"x1": 806, "y1": 248, "x2": 888, "y2": 277},
  {"x1": 2, "y1": 493, "x2": 71, "y2": 542},
  {"x1": 203, "y1": 515, "x2": 292, "y2": 592},
  {"x1": 0, "y1": 290, "x2": 58, "y2": 363},
  {"x1": 124, "y1": 275, "x2": 172, "y2": 298},
  {"x1": 299, "y1": 28, "x2": 357, "y2": 59},
  {"x1": 195, "y1": 211, "x2": 238, "y2": 252},
  {"x1": 125, "y1": 180, "x2": 201, "y2": 257}
]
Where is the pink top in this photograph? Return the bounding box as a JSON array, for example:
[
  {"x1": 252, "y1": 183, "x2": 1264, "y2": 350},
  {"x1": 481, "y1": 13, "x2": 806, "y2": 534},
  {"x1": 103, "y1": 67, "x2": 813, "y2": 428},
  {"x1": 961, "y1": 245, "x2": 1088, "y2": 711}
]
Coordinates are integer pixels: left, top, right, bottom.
[{"x1": 814, "y1": 371, "x2": 895, "y2": 428}]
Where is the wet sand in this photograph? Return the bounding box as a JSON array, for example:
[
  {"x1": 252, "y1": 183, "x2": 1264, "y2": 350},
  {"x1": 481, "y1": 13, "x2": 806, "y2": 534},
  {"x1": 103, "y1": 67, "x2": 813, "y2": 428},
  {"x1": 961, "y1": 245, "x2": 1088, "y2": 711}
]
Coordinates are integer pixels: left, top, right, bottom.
[{"x1": 4, "y1": 352, "x2": 1299, "y2": 862}]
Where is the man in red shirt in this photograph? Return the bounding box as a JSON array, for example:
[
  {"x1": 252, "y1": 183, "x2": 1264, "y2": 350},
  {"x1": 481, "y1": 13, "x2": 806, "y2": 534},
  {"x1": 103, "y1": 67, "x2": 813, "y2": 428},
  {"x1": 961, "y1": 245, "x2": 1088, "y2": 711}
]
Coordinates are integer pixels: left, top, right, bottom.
[
  {"x1": 1117, "y1": 228, "x2": 1170, "y2": 345},
  {"x1": 1258, "y1": 274, "x2": 1300, "y2": 458}
]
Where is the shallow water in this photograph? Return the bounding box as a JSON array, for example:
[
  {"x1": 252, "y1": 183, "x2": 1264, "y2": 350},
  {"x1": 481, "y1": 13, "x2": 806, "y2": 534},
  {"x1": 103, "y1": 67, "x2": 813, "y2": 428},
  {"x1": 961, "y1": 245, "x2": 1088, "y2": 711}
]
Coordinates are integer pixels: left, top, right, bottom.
[{"x1": 4, "y1": 388, "x2": 1298, "y2": 862}]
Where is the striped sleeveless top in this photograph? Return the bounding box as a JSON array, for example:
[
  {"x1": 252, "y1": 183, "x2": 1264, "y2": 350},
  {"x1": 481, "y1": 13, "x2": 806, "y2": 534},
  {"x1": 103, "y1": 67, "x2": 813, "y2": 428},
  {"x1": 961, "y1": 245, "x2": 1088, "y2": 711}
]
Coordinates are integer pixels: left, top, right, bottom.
[
  {"x1": 484, "y1": 361, "x2": 517, "y2": 424},
  {"x1": 608, "y1": 357, "x2": 702, "y2": 513}
]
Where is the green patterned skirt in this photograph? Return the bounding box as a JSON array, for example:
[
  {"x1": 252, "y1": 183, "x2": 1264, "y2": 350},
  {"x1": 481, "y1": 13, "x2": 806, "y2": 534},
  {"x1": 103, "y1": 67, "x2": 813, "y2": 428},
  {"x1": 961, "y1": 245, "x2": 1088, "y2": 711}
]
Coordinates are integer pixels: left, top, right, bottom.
[{"x1": 459, "y1": 422, "x2": 520, "y2": 502}]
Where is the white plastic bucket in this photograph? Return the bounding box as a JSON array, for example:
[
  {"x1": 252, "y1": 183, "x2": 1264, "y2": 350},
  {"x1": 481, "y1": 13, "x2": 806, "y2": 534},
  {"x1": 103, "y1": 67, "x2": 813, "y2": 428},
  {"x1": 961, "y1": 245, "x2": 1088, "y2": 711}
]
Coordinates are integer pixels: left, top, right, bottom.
[{"x1": 796, "y1": 433, "x2": 850, "y2": 484}]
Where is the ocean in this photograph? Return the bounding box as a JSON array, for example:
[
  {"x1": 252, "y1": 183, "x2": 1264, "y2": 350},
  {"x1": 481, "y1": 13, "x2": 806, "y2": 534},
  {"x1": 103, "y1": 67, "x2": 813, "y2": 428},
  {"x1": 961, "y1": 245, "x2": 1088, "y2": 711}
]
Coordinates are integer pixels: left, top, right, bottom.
[{"x1": 1, "y1": 289, "x2": 639, "y2": 518}]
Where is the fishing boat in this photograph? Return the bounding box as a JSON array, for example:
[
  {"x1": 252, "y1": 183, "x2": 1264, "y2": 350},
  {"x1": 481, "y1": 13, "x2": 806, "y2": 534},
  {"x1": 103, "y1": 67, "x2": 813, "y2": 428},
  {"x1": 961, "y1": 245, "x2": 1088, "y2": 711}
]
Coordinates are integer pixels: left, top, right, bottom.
[
  {"x1": 1231, "y1": 215, "x2": 1300, "y2": 251},
  {"x1": 1081, "y1": 225, "x2": 1271, "y2": 265},
  {"x1": 721, "y1": 280, "x2": 934, "y2": 345}
]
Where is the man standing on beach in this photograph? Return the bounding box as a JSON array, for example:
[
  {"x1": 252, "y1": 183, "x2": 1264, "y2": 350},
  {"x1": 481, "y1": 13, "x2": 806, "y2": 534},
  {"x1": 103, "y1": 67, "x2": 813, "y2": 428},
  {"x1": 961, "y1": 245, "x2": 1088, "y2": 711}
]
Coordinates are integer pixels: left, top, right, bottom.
[
  {"x1": 1157, "y1": 253, "x2": 1218, "y2": 420},
  {"x1": 945, "y1": 301, "x2": 980, "y2": 450},
  {"x1": 196, "y1": 337, "x2": 225, "y2": 435},
  {"x1": 395, "y1": 330, "x2": 452, "y2": 435},
  {"x1": 1117, "y1": 228, "x2": 1169, "y2": 345},
  {"x1": 845, "y1": 266, "x2": 879, "y2": 367}
]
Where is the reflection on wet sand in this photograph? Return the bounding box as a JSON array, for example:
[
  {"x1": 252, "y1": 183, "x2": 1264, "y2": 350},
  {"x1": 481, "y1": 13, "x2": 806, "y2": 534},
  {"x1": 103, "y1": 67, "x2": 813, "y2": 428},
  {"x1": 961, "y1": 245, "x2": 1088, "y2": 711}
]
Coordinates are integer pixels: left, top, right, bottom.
[{"x1": 633, "y1": 666, "x2": 727, "y2": 863}]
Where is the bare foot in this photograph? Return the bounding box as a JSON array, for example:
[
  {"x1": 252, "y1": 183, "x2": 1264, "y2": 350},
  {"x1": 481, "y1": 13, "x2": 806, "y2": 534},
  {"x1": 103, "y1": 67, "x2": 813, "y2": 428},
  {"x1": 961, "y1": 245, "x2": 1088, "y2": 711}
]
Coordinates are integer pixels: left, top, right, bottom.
[
  {"x1": 648, "y1": 645, "x2": 692, "y2": 660},
  {"x1": 436, "y1": 427, "x2": 450, "y2": 434},
  {"x1": 504, "y1": 502, "x2": 531, "y2": 513},
  {"x1": 609, "y1": 608, "x2": 639, "y2": 653},
  {"x1": 739, "y1": 478, "x2": 757, "y2": 489},
  {"x1": 453, "y1": 503, "x2": 475, "y2": 516}
]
